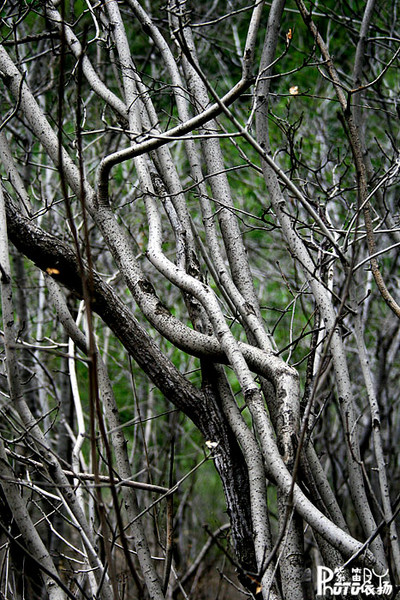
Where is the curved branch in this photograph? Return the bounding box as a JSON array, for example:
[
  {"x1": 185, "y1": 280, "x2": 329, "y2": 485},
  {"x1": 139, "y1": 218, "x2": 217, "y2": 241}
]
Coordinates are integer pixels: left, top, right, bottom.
[{"x1": 4, "y1": 200, "x2": 381, "y2": 570}]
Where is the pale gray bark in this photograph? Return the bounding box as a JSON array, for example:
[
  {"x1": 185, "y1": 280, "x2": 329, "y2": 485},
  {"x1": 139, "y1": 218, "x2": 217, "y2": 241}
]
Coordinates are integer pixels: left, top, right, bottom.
[
  {"x1": 46, "y1": 276, "x2": 165, "y2": 600},
  {"x1": 0, "y1": 187, "x2": 66, "y2": 600},
  {"x1": 0, "y1": 131, "x2": 32, "y2": 214},
  {"x1": 213, "y1": 365, "x2": 280, "y2": 600},
  {"x1": 0, "y1": 440, "x2": 66, "y2": 600},
  {"x1": 1, "y1": 2, "x2": 398, "y2": 597},
  {"x1": 256, "y1": 0, "x2": 387, "y2": 570},
  {"x1": 45, "y1": 1, "x2": 129, "y2": 120},
  {"x1": 0, "y1": 202, "x2": 113, "y2": 600},
  {"x1": 353, "y1": 308, "x2": 400, "y2": 578}
]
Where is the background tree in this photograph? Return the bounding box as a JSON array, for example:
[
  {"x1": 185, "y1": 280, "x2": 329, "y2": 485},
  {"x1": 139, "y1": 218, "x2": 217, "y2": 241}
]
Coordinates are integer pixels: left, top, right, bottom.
[{"x1": 0, "y1": 0, "x2": 399, "y2": 598}]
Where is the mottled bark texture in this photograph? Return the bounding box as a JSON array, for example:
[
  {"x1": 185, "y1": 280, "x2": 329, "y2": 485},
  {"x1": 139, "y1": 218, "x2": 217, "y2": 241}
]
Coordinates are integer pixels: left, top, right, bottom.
[{"x1": 5, "y1": 200, "x2": 259, "y2": 584}]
